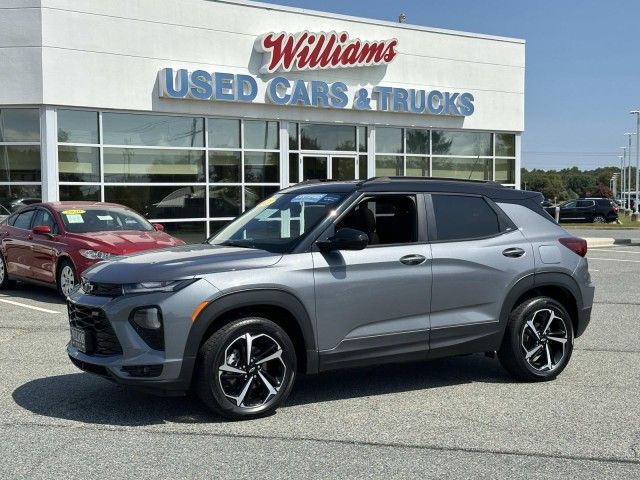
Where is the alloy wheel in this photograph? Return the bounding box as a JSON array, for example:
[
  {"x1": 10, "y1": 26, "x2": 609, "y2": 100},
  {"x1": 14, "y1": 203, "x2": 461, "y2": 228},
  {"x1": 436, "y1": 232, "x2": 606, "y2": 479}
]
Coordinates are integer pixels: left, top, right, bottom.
[
  {"x1": 217, "y1": 333, "x2": 286, "y2": 408},
  {"x1": 60, "y1": 265, "x2": 76, "y2": 297},
  {"x1": 521, "y1": 308, "x2": 570, "y2": 372},
  {"x1": 0, "y1": 258, "x2": 5, "y2": 284}
]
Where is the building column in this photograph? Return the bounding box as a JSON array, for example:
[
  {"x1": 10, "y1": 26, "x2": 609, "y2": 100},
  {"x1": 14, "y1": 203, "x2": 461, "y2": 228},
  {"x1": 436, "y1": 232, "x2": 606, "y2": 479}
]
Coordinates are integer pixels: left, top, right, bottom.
[
  {"x1": 367, "y1": 126, "x2": 375, "y2": 179},
  {"x1": 280, "y1": 120, "x2": 289, "y2": 188},
  {"x1": 514, "y1": 133, "x2": 522, "y2": 189},
  {"x1": 40, "y1": 106, "x2": 59, "y2": 201}
]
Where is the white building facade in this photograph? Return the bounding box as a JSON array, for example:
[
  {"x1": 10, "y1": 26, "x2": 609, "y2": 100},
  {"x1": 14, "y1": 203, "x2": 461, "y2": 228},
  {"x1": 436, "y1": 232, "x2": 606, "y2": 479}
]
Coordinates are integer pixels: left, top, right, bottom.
[{"x1": 0, "y1": 0, "x2": 525, "y2": 242}]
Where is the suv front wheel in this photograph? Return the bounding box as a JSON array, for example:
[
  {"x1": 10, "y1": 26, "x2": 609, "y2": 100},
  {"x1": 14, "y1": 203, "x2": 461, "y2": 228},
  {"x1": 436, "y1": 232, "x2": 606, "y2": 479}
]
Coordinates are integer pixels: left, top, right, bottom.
[
  {"x1": 194, "y1": 317, "x2": 297, "y2": 420},
  {"x1": 498, "y1": 297, "x2": 574, "y2": 381}
]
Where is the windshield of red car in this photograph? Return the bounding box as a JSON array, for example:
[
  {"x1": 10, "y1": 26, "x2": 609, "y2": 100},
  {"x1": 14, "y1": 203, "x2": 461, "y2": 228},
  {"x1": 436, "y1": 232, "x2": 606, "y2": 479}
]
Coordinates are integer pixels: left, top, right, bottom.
[{"x1": 58, "y1": 208, "x2": 154, "y2": 233}]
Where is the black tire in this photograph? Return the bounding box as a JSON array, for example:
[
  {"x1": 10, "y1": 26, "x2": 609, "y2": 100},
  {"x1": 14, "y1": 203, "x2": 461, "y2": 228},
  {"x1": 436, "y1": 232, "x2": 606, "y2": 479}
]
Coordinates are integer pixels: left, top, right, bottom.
[
  {"x1": 0, "y1": 252, "x2": 15, "y2": 289},
  {"x1": 56, "y1": 258, "x2": 77, "y2": 298},
  {"x1": 498, "y1": 296, "x2": 574, "y2": 381},
  {"x1": 194, "y1": 317, "x2": 297, "y2": 420}
]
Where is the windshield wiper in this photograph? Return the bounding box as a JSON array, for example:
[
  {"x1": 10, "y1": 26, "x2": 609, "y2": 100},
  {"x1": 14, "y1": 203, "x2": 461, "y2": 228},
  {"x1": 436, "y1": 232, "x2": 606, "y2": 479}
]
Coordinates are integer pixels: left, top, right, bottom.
[{"x1": 218, "y1": 240, "x2": 256, "y2": 249}]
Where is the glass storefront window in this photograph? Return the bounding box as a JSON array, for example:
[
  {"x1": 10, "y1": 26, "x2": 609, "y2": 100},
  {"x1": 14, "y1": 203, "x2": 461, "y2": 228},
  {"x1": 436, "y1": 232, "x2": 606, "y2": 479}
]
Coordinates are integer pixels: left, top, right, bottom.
[
  {"x1": 245, "y1": 120, "x2": 279, "y2": 149},
  {"x1": 376, "y1": 155, "x2": 403, "y2": 176},
  {"x1": 495, "y1": 158, "x2": 516, "y2": 183},
  {"x1": 301, "y1": 124, "x2": 356, "y2": 151},
  {"x1": 105, "y1": 185, "x2": 205, "y2": 219},
  {"x1": 0, "y1": 108, "x2": 40, "y2": 142},
  {"x1": 103, "y1": 113, "x2": 204, "y2": 147},
  {"x1": 432, "y1": 157, "x2": 492, "y2": 181},
  {"x1": 332, "y1": 157, "x2": 356, "y2": 181},
  {"x1": 496, "y1": 133, "x2": 516, "y2": 157},
  {"x1": 375, "y1": 127, "x2": 403, "y2": 154},
  {"x1": 245, "y1": 185, "x2": 279, "y2": 210},
  {"x1": 0, "y1": 185, "x2": 41, "y2": 212},
  {"x1": 288, "y1": 122, "x2": 299, "y2": 150},
  {"x1": 406, "y1": 156, "x2": 429, "y2": 176},
  {"x1": 406, "y1": 129, "x2": 429, "y2": 154},
  {"x1": 161, "y1": 221, "x2": 206, "y2": 244},
  {"x1": 103, "y1": 148, "x2": 204, "y2": 183},
  {"x1": 209, "y1": 118, "x2": 240, "y2": 148},
  {"x1": 432, "y1": 131, "x2": 492, "y2": 156},
  {"x1": 0, "y1": 145, "x2": 41, "y2": 182},
  {"x1": 209, "y1": 186, "x2": 241, "y2": 217},
  {"x1": 244, "y1": 152, "x2": 279, "y2": 183},
  {"x1": 58, "y1": 110, "x2": 99, "y2": 144},
  {"x1": 359, "y1": 155, "x2": 368, "y2": 179},
  {"x1": 209, "y1": 220, "x2": 231, "y2": 238},
  {"x1": 209, "y1": 151, "x2": 241, "y2": 183},
  {"x1": 358, "y1": 126, "x2": 367, "y2": 152},
  {"x1": 59, "y1": 184, "x2": 100, "y2": 201},
  {"x1": 58, "y1": 146, "x2": 100, "y2": 182},
  {"x1": 289, "y1": 153, "x2": 299, "y2": 184}
]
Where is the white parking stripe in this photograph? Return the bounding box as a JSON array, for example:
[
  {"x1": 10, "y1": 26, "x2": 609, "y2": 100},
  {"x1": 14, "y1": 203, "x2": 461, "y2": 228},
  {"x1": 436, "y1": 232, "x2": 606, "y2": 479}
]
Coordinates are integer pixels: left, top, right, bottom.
[
  {"x1": 0, "y1": 298, "x2": 60, "y2": 314},
  {"x1": 589, "y1": 248, "x2": 640, "y2": 254},
  {"x1": 588, "y1": 257, "x2": 640, "y2": 264}
]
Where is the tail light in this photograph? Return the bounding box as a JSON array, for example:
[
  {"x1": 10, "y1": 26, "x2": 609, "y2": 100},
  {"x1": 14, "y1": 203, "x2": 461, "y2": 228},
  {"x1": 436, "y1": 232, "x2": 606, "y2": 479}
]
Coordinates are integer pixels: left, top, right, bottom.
[{"x1": 559, "y1": 237, "x2": 587, "y2": 257}]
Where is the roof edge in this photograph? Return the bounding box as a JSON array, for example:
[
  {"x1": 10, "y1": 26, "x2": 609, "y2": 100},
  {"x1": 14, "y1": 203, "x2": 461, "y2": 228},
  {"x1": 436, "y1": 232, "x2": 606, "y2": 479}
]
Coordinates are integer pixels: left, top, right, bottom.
[{"x1": 209, "y1": 0, "x2": 526, "y2": 44}]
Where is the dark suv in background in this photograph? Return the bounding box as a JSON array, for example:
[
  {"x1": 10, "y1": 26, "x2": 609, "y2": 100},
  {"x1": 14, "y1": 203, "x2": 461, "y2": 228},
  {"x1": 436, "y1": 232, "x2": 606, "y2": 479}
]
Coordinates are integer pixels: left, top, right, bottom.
[{"x1": 546, "y1": 198, "x2": 618, "y2": 223}]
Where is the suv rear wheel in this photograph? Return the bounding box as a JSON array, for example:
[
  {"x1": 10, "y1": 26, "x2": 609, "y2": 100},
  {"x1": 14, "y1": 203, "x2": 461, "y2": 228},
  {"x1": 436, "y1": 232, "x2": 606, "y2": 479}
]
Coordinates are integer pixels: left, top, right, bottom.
[
  {"x1": 194, "y1": 317, "x2": 297, "y2": 420},
  {"x1": 592, "y1": 215, "x2": 606, "y2": 223},
  {"x1": 498, "y1": 297, "x2": 574, "y2": 381}
]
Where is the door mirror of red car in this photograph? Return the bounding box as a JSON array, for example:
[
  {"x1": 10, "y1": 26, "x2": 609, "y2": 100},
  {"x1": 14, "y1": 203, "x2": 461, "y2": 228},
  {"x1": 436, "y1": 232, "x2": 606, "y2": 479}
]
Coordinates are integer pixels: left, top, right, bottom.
[
  {"x1": 32, "y1": 225, "x2": 52, "y2": 236},
  {"x1": 152, "y1": 223, "x2": 164, "y2": 231}
]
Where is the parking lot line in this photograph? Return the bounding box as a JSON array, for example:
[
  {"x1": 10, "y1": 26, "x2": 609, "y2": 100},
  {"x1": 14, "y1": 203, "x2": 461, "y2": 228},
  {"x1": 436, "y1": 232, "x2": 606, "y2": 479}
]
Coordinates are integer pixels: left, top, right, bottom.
[
  {"x1": 0, "y1": 298, "x2": 60, "y2": 314},
  {"x1": 588, "y1": 257, "x2": 640, "y2": 263}
]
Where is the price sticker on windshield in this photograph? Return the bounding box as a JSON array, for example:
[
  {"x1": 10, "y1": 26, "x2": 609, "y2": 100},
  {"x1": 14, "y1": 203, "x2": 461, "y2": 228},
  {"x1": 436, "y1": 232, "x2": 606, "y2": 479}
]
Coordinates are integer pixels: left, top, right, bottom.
[{"x1": 62, "y1": 209, "x2": 86, "y2": 215}]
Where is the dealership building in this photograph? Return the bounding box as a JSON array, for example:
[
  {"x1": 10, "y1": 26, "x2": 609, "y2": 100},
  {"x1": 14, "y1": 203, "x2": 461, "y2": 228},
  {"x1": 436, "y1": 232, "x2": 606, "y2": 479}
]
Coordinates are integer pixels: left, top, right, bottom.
[{"x1": 0, "y1": 0, "x2": 525, "y2": 242}]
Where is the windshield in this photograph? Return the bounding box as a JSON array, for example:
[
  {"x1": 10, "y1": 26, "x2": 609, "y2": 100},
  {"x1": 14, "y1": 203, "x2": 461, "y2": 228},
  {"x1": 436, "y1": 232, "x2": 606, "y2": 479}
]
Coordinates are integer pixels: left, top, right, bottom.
[
  {"x1": 209, "y1": 192, "x2": 346, "y2": 253},
  {"x1": 58, "y1": 208, "x2": 155, "y2": 233}
]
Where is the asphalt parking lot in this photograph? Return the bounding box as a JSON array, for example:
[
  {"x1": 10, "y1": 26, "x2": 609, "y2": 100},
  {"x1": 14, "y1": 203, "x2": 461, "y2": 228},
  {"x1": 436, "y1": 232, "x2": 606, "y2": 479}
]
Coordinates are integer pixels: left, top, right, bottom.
[{"x1": 1, "y1": 247, "x2": 639, "y2": 479}]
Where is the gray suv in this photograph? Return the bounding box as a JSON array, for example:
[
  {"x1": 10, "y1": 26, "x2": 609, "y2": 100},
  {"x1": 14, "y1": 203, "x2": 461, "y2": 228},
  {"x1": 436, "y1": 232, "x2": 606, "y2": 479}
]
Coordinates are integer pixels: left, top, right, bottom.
[{"x1": 67, "y1": 178, "x2": 594, "y2": 420}]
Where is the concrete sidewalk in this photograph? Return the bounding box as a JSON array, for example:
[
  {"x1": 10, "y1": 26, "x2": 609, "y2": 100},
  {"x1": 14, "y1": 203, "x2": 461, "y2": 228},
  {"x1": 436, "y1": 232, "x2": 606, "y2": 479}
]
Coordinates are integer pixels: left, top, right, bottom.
[{"x1": 564, "y1": 227, "x2": 640, "y2": 247}]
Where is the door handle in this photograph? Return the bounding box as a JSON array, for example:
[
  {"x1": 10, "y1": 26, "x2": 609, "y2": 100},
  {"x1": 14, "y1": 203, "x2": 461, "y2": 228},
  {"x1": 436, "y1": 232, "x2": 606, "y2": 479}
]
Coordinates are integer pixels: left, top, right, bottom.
[
  {"x1": 502, "y1": 247, "x2": 525, "y2": 258},
  {"x1": 399, "y1": 254, "x2": 426, "y2": 265}
]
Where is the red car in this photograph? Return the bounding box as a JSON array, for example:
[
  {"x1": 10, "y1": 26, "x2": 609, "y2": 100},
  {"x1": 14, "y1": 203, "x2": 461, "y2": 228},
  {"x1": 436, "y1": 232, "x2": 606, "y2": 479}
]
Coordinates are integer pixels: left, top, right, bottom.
[{"x1": 0, "y1": 202, "x2": 185, "y2": 297}]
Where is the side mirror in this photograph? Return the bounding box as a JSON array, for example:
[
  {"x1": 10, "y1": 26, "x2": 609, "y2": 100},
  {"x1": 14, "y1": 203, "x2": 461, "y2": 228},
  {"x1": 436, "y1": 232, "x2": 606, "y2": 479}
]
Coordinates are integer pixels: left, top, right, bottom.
[
  {"x1": 152, "y1": 223, "x2": 164, "y2": 231},
  {"x1": 32, "y1": 225, "x2": 52, "y2": 236},
  {"x1": 317, "y1": 228, "x2": 368, "y2": 252}
]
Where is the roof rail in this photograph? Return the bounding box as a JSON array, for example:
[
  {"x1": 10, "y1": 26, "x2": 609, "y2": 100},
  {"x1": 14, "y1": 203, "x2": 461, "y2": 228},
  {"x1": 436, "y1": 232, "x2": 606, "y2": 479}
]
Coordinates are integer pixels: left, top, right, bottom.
[{"x1": 361, "y1": 176, "x2": 503, "y2": 186}]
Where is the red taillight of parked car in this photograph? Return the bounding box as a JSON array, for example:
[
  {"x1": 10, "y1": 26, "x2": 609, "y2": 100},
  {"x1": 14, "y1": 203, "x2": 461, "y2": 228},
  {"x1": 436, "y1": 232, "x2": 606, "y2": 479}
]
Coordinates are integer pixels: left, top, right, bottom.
[{"x1": 559, "y1": 237, "x2": 587, "y2": 257}]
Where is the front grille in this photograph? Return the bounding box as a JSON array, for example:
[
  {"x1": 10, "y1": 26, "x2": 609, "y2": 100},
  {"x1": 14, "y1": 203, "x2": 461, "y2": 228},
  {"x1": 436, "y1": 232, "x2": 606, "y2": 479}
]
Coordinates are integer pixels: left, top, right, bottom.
[
  {"x1": 81, "y1": 278, "x2": 123, "y2": 297},
  {"x1": 67, "y1": 301, "x2": 123, "y2": 356}
]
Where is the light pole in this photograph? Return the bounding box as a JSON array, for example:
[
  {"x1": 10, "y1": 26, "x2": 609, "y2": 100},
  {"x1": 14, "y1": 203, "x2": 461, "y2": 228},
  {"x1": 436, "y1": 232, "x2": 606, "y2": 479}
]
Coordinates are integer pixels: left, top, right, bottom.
[
  {"x1": 631, "y1": 110, "x2": 640, "y2": 220},
  {"x1": 621, "y1": 147, "x2": 627, "y2": 210},
  {"x1": 612, "y1": 172, "x2": 619, "y2": 199},
  {"x1": 618, "y1": 156, "x2": 624, "y2": 203},
  {"x1": 624, "y1": 132, "x2": 636, "y2": 213}
]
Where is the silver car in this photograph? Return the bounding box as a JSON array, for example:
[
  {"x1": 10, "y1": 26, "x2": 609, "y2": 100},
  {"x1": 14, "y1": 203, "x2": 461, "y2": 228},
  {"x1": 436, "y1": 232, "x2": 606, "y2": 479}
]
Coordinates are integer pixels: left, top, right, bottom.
[{"x1": 67, "y1": 178, "x2": 594, "y2": 420}]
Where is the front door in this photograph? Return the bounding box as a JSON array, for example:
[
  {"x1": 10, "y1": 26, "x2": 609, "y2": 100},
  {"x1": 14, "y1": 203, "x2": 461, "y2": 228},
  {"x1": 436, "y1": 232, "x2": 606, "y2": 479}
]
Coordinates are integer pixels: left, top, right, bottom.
[
  {"x1": 30, "y1": 208, "x2": 60, "y2": 283},
  {"x1": 300, "y1": 155, "x2": 359, "y2": 182},
  {"x1": 312, "y1": 193, "x2": 431, "y2": 370}
]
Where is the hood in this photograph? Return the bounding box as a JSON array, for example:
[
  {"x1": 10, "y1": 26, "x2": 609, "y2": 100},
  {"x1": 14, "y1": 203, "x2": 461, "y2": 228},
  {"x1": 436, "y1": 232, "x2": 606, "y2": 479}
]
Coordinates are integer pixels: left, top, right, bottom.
[
  {"x1": 68, "y1": 230, "x2": 183, "y2": 254},
  {"x1": 84, "y1": 243, "x2": 282, "y2": 284}
]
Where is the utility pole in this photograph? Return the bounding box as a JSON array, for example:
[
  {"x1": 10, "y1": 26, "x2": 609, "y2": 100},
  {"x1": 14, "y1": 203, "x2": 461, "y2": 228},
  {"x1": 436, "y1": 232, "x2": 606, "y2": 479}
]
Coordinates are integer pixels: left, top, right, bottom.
[
  {"x1": 621, "y1": 147, "x2": 627, "y2": 211},
  {"x1": 625, "y1": 133, "x2": 636, "y2": 214},
  {"x1": 631, "y1": 110, "x2": 640, "y2": 221}
]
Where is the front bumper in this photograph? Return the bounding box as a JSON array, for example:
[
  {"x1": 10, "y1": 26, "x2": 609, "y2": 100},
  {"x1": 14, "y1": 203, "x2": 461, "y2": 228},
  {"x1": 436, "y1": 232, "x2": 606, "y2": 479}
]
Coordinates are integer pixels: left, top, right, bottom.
[{"x1": 66, "y1": 278, "x2": 218, "y2": 392}]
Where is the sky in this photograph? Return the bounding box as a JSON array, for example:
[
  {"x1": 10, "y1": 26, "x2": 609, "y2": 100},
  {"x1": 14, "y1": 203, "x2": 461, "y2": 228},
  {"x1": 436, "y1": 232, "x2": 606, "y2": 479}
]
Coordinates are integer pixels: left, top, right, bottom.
[{"x1": 258, "y1": 0, "x2": 640, "y2": 171}]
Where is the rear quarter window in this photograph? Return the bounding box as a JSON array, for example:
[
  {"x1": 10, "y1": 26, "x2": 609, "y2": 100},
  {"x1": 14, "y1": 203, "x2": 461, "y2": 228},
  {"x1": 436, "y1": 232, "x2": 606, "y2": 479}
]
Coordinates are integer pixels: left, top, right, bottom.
[{"x1": 431, "y1": 194, "x2": 503, "y2": 241}]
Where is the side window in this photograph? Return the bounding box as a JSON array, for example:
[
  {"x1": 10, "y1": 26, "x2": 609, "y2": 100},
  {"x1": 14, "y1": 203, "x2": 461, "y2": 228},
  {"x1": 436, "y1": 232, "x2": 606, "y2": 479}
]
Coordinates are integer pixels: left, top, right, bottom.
[
  {"x1": 576, "y1": 200, "x2": 594, "y2": 208},
  {"x1": 6, "y1": 213, "x2": 18, "y2": 226},
  {"x1": 32, "y1": 209, "x2": 58, "y2": 234},
  {"x1": 432, "y1": 195, "x2": 501, "y2": 241},
  {"x1": 336, "y1": 195, "x2": 418, "y2": 246},
  {"x1": 563, "y1": 201, "x2": 576, "y2": 208},
  {"x1": 13, "y1": 210, "x2": 36, "y2": 230}
]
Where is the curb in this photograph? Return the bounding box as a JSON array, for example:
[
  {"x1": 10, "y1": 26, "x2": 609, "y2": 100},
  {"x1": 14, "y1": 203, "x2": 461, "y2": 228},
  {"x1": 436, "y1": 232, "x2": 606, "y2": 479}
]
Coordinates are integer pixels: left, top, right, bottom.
[{"x1": 583, "y1": 237, "x2": 640, "y2": 248}]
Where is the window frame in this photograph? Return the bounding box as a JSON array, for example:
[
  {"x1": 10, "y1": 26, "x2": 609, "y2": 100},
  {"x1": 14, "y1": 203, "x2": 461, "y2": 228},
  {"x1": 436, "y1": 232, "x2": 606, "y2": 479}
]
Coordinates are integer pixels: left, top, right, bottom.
[
  {"x1": 425, "y1": 192, "x2": 516, "y2": 243},
  {"x1": 11, "y1": 208, "x2": 37, "y2": 231},
  {"x1": 314, "y1": 191, "x2": 429, "y2": 250}
]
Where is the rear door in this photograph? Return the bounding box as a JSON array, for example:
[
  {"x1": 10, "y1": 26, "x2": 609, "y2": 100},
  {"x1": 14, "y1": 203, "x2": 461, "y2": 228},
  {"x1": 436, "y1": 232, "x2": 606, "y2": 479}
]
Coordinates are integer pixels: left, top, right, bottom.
[
  {"x1": 575, "y1": 200, "x2": 595, "y2": 221},
  {"x1": 558, "y1": 201, "x2": 577, "y2": 221},
  {"x1": 4, "y1": 209, "x2": 36, "y2": 278},
  {"x1": 426, "y1": 193, "x2": 535, "y2": 354},
  {"x1": 30, "y1": 207, "x2": 61, "y2": 283}
]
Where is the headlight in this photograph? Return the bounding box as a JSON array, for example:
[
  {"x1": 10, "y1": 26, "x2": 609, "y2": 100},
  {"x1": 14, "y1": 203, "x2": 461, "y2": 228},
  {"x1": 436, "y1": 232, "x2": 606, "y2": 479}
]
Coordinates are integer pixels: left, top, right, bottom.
[
  {"x1": 79, "y1": 249, "x2": 113, "y2": 260},
  {"x1": 122, "y1": 279, "x2": 196, "y2": 294}
]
